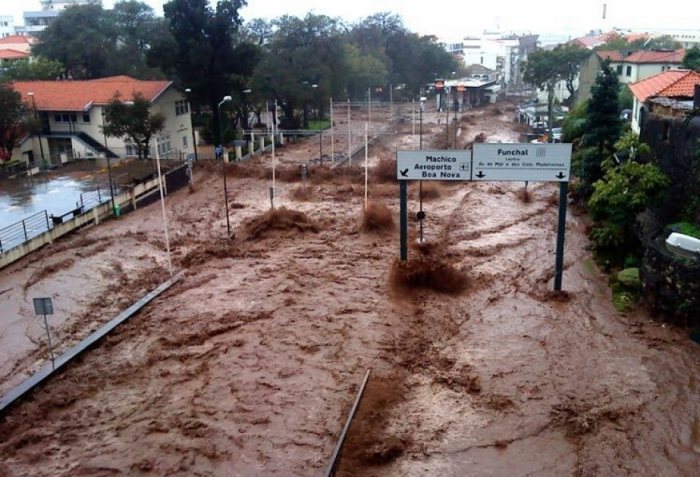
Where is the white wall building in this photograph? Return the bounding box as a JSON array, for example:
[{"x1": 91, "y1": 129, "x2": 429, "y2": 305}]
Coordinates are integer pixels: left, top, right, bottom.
[
  {"x1": 11, "y1": 76, "x2": 194, "y2": 165},
  {"x1": 17, "y1": 0, "x2": 101, "y2": 35},
  {"x1": 0, "y1": 15, "x2": 14, "y2": 38}
]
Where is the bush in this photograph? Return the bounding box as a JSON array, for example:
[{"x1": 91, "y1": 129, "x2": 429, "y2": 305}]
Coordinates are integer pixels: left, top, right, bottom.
[{"x1": 617, "y1": 268, "x2": 640, "y2": 289}]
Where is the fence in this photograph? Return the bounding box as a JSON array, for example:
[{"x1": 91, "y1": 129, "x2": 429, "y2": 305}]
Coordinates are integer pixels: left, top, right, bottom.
[
  {"x1": 0, "y1": 211, "x2": 51, "y2": 254},
  {"x1": 0, "y1": 163, "x2": 190, "y2": 268}
]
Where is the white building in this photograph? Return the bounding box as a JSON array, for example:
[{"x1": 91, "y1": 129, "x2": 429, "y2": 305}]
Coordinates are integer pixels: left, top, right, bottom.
[
  {"x1": 442, "y1": 33, "x2": 538, "y2": 92},
  {"x1": 0, "y1": 15, "x2": 14, "y2": 38},
  {"x1": 11, "y1": 76, "x2": 194, "y2": 165},
  {"x1": 17, "y1": 0, "x2": 101, "y2": 35}
]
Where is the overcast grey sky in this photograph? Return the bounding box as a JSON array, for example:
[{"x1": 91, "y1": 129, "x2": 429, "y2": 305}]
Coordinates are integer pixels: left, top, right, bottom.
[{"x1": 6, "y1": 0, "x2": 700, "y2": 40}]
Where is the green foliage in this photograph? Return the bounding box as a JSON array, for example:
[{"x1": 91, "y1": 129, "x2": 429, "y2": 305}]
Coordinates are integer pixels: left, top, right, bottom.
[
  {"x1": 102, "y1": 93, "x2": 165, "y2": 159},
  {"x1": 614, "y1": 128, "x2": 652, "y2": 161},
  {"x1": 0, "y1": 81, "x2": 25, "y2": 161},
  {"x1": 645, "y1": 35, "x2": 682, "y2": 50},
  {"x1": 562, "y1": 100, "x2": 588, "y2": 144},
  {"x1": 34, "y1": 1, "x2": 165, "y2": 79},
  {"x1": 0, "y1": 57, "x2": 65, "y2": 81},
  {"x1": 150, "y1": 0, "x2": 256, "y2": 143},
  {"x1": 623, "y1": 255, "x2": 640, "y2": 269},
  {"x1": 588, "y1": 159, "x2": 669, "y2": 249},
  {"x1": 618, "y1": 84, "x2": 634, "y2": 111},
  {"x1": 667, "y1": 222, "x2": 700, "y2": 239},
  {"x1": 612, "y1": 291, "x2": 637, "y2": 313},
  {"x1": 579, "y1": 59, "x2": 622, "y2": 197},
  {"x1": 683, "y1": 46, "x2": 700, "y2": 72},
  {"x1": 617, "y1": 268, "x2": 640, "y2": 288}
]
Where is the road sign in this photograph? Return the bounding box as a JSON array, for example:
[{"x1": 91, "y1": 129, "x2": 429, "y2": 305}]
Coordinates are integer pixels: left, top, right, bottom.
[
  {"x1": 33, "y1": 297, "x2": 53, "y2": 315},
  {"x1": 472, "y1": 143, "x2": 572, "y2": 182},
  {"x1": 397, "y1": 150, "x2": 471, "y2": 181}
]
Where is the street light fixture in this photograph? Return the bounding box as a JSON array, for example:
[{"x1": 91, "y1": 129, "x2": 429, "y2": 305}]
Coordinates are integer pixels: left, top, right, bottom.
[
  {"x1": 185, "y1": 88, "x2": 198, "y2": 163},
  {"x1": 100, "y1": 107, "x2": 117, "y2": 215},
  {"x1": 26, "y1": 92, "x2": 46, "y2": 168},
  {"x1": 218, "y1": 95, "x2": 232, "y2": 237}
]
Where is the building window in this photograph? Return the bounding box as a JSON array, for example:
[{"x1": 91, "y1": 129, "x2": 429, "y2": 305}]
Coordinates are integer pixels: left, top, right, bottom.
[
  {"x1": 124, "y1": 139, "x2": 138, "y2": 157},
  {"x1": 626, "y1": 66, "x2": 632, "y2": 76},
  {"x1": 82, "y1": 113, "x2": 90, "y2": 123},
  {"x1": 616, "y1": 65, "x2": 622, "y2": 75},
  {"x1": 157, "y1": 134, "x2": 171, "y2": 155},
  {"x1": 175, "y1": 99, "x2": 189, "y2": 116},
  {"x1": 182, "y1": 135, "x2": 188, "y2": 148},
  {"x1": 54, "y1": 112, "x2": 77, "y2": 123}
]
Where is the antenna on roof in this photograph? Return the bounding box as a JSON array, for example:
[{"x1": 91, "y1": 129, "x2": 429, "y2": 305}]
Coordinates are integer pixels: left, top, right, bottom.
[{"x1": 602, "y1": 3, "x2": 606, "y2": 19}]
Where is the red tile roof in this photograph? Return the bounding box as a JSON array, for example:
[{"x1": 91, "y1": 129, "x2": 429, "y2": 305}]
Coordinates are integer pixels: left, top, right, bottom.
[
  {"x1": 0, "y1": 49, "x2": 29, "y2": 60},
  {"x1": 12, "y1": 76, "x2": 173, "y2": 111},
  {"x1": 596, "y1": 50, "x2": 625, "y2": 62},
  {"x1": 0, "y1": 35, "x2": 35, "y2": 45},
  {"x1": 624, "y1": 49, "x2": 685, "y2": 64},
  {"x1": 629, "y1": 70, "x2": 700, "y2": 102}
]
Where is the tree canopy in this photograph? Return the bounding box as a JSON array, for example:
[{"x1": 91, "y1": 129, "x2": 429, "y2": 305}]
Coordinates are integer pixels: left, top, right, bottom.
[
  {"x1": 102, "y1": 93, "x2": 165, "y2": 159},
  {"x1": 33, "y1": 1, "x2": 165, "y2": 79},
  {"x1": 0, "y1": 81, "x2": 25, "y2": 162},
  {"x1": 683, "y1": 47, "x2": 700, "y2": 71}
]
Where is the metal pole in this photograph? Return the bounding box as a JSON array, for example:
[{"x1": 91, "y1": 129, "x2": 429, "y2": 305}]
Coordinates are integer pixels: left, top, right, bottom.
[
  {"x1": 400, "y1": 181, "x2": 408, "y2": 261},
  {"x1": 101, "y1": 110, "x2": 116, "y2": 214},
  {"x1": 364, "y1": 122, "x2": 368, "y2": 208},
  {"x1": 347, "y1": 99, "x2": 351, "y2": 166},
  {"x1": 554, "y1": 182, "x2": 569, "y2": 291},
  {"x1": 43, "y1": 313, "x2": 55, "y2": 370},
  {"x1": 419, "y1": 181, "x2": 424, "y2": 243},
  {"x1": 412, "y1": 99, "x2": 415, "y2": 137},
  {"x1": 218, "y1": 99, "x2": 232, "y2": 235},
  {"x1": 272, "y1": 99, "x2": 276, "y2": 208},
  {"x1": 319, "y1": 129, "x2": 322, "y2": 163},
  {"x1": 368, "y1": 88, "x2": 371, "y2": 137},
  {"x1": 330, "y1": 97, "x2": 334, "y2": 162},
  {"x1": 29, "y1": 95, "x2": 46, "y2": 167},
  {"x1": 419, "y1": 103, "x2": 423, "y2": 150},
  {"x1": 186, "y1": 89, "x2": 198, "y2": 162},
  {"x1": 155, "y1": 141, "x2": 173, "y2": 277},
  {"x1": 389, "y1": 83, "x2": 393, "y2": 120},
  {"x1": 445, "y1": 89, "x2": 449, "y2": 149}
]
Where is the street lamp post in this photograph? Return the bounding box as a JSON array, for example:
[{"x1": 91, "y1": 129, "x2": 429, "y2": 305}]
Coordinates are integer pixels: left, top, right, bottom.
[
  {"x1": 26, "y1": 93, "x2": 46, "y2": 168},
  {"x1": 101, "y1": 108, "x2": 116, "y2": 214},
  {"x1": 185, "y1": 88, "x2": 198, "y2": 163},
  {"x1": 218, "y1": 95, "x2": 232, "y2": 237}
]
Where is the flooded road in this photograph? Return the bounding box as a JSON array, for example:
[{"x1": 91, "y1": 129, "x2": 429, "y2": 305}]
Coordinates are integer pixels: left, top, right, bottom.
[{"x1": 1, "y1": 103, "x2": 699, "y2": 476}]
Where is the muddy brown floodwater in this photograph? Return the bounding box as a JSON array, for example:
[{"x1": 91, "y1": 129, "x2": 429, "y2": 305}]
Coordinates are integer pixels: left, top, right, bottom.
[{"x1": 1, "y1": 102, "x2": 699, "y2": 477}]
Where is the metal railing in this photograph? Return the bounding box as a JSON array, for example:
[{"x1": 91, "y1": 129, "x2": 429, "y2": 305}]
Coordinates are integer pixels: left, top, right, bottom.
[
  {"x1": 0, "y1": 211, "x2": 51, "y2": 254},
  {"x1": 79, "y1": 187, "x2": 108, "y2": 212}
]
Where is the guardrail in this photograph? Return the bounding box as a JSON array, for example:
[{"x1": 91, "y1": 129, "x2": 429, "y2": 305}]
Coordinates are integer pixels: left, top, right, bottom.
[
  {"x1": 0, "y1": 211, "x2": 51, "y2": 254},
  {"x1": 79, "y1": 187, "x2": 107, "y2": 211}
]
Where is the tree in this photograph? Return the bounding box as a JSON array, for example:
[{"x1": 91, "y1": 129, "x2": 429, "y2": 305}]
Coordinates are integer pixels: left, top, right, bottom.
[
  {"x1": 0, "y1": 81, "x2": 25, "y2": 163},
  {"x1": 149, "y1": 0, "x2": 257, "y2": 144},
  {"x1": 102, "y1": 93, "x2": 164, "y2": 159},
  {"x1": 579, "y1": 59, "x2": 622, "y2": 197},
  {"x1": 0, "y1": 57, "x2": 65, "y2": 81},
  {"x1": 645, "y1": 35, "x2": 682, "y2": 50},
  {"x1": 682, "y1": 46, "x2": 700, "y2": 72},
  {"x1": 588, "y1": 156, "x2": 668, "y2": 250},
  {"x1": 109, "y1": 0, "x2": 167, "y2": 79},
  {"x1": 523, "y1": 49, "x2": 561, "y2": 137},
  {"x1": 33, "y1": 3, "x2": 118, "y2": 79},
  {"x1": 553, "y1": 43, "x2": 590, "y2": 106}
]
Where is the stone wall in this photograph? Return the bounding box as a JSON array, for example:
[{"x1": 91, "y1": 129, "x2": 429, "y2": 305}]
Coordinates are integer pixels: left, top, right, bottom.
[
  {"x1": 641, "y1": 236, "x2": 700, "y2": 322},
  {"x1": 640, "y1": 114, "x2": 700, "y2": 224}
]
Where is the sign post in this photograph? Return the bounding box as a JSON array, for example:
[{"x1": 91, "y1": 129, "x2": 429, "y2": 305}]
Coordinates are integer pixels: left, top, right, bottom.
[
  {"x1": 397, "y1": 145, "x2": 572, "y2": 290},
  {"x1": 33, "y1": 297, "x2": 56, "y2": 369}
]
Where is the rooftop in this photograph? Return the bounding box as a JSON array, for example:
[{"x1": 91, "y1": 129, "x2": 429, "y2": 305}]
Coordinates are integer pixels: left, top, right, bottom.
[
  {"x1": 0, "y1": 49, "x2": 29, "y2": 60},
  {"x1": 12, "y1": 76, "x2": 173, "y2": 111},
  {"x1": 629, "y1": 70, "x2": 700, "y2": 102},
  {"x1": 595, "y1": 49, "x2": 685, "y2": 64}
]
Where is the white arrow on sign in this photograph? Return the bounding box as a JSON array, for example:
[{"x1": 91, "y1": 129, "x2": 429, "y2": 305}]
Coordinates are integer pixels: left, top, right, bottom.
[
  {"x1": 472, "y1": 143, "x2": 572, "y2": 182},
  {"x1": 397, "y1": 150, "x2": 471, "y2": 181}
]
